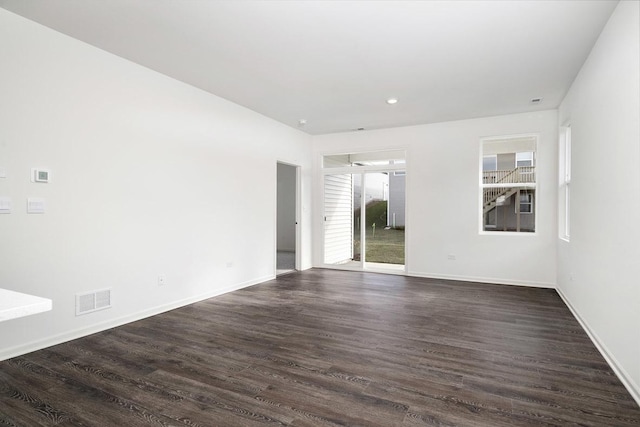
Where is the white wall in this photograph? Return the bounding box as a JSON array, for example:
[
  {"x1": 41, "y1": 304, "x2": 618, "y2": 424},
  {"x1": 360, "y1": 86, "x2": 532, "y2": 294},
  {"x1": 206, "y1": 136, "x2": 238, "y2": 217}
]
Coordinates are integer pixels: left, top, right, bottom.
[
  {"x1": 557, "y1": 0, "x2": 640, "y2": 403},
  {"x1": 313, "y1": 111, "x2": 558, "y2": 287},
  {"x1": 0, "y1": 9, "x2": 312, "y2": 359},
  {"x1": 277, "y1": 163, "x2": 296, "y2": 252}
]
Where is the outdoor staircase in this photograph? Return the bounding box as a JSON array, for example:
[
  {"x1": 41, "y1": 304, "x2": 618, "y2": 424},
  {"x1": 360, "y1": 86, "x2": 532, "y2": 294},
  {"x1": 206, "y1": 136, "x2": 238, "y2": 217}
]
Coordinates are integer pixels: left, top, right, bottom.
[
  {"x1": 483, "y1": 187, "x2": 520, "y2": 214},
  {"x1": 483, "y1": 166, "x2": 535, "y2": 214}
]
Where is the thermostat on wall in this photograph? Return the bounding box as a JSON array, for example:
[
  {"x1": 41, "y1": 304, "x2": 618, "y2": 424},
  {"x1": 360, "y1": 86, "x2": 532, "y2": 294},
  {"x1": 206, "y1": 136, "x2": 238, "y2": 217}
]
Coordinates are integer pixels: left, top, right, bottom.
[{"x1": 31, "y1": 168, "x2": 51, "y2": 183}]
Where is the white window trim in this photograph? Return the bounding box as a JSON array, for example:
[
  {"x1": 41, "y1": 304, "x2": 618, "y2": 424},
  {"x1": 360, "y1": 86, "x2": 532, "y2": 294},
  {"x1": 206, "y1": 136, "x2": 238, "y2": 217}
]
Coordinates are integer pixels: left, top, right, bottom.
[
  {"x1": 559, "y1": 125, "x2": 571, "y2": 241},
  {"x1": 479, "y1": 134, "x2": 539, "y2": 235}
]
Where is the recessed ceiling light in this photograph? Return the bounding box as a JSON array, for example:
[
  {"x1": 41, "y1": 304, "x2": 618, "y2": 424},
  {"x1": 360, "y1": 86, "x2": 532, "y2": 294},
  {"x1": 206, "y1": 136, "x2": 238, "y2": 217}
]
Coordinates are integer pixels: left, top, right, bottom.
[
  {"x1": 298, "y1": 119, "x2": 307, "y2": 127},
  {"x1": 386, "y1": 98, "x2": 398, "y2": 105}
]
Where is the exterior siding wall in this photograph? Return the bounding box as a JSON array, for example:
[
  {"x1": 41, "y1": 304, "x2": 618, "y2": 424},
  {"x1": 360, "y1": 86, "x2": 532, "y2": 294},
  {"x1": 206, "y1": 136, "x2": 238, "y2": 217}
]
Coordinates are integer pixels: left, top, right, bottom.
[
  {"x1": 388, "y1": 172, "x2": 406, "y2": 227},
  {"x1": 323, "y1": 174, "x2": 353, "y2": 264}
]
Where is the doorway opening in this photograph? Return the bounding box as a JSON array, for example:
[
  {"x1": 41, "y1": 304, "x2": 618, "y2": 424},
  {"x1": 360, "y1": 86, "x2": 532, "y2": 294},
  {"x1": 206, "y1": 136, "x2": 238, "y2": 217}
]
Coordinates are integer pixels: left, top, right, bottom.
[
  {"x1": 323, "y1": 150, "x2": 406, "y2": 273},
  {"x1": 277, "y1": 162, "x2": 299, "y2": 275}
]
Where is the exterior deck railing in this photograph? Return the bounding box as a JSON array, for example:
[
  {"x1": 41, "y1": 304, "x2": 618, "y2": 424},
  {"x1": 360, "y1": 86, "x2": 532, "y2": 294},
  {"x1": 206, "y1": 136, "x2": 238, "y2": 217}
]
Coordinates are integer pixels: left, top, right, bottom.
[
  {"x1": 482, "y1": 167, "x2": 535, "y2": 208},
  {"x1": 482, "y1": 166, "x2": 535, "y2": 185}
]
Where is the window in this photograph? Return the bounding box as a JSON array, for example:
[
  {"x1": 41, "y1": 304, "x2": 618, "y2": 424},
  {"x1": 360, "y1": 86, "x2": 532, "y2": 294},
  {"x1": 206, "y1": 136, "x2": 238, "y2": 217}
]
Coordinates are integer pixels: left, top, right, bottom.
[
  {"x1": 516, "y1": 152, "x2": 534, "y2": 167},
  {"x1": 481, "y1": 135, "x2": 537, "y2": 233},
  {"x1": 518, "y1": 190, "x2": 533, "y2": 214},
  {"x1": 482, "y1": 155, "x2": 497, "y2": 183},
  {"x1": 559, "y1": 126, "x2": 571, "y2": 240},
  {"x1": 323, "y1": 150, "x2": 406, "y2": 168},
  {"x1": 516, "y1": 151, "x2": 535, "y2": 181},
  {"x1": 483, "y1": 155, "x2": 497, "y2": 171}
]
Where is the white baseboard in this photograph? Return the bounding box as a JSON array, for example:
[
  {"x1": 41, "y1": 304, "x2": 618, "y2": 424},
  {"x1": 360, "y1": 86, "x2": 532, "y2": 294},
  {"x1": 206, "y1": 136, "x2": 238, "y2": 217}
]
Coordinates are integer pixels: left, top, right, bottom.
[
  {"x1": 556, "y1": 288, "x2": 640, "y2": 407},
  {"x1": 314, "y1": 266, "x2": 553, "y2": 287},
  {"x1": 0, "y1": 274, "x2": 275, "y2": 362},
  {"x1": 407, "y1": 271, "x2": 555, "y2": 288}
]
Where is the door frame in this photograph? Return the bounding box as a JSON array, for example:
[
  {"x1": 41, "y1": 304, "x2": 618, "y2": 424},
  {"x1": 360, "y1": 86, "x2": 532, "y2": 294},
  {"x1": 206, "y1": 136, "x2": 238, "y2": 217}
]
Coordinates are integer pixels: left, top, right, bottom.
[
  {"x1": 321, "y1": 164, "x2": 407, "y2": 274},
  {"x1": 275, "y1": 161, "x2": 302, "y2": 274}
]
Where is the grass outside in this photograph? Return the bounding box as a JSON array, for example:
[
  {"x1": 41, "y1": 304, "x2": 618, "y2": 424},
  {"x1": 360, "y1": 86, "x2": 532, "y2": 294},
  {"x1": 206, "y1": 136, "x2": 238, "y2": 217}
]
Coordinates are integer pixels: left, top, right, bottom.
[{"x1": 354, "y1": 200, "x2": 405, "y2": 265}]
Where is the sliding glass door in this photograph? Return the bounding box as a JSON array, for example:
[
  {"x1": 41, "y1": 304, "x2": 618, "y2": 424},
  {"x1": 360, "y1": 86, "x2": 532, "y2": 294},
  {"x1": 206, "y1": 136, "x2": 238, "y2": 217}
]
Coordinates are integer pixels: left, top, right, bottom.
[{"x1": 323, "y1": 152, "x2": 405, "y2": 272}]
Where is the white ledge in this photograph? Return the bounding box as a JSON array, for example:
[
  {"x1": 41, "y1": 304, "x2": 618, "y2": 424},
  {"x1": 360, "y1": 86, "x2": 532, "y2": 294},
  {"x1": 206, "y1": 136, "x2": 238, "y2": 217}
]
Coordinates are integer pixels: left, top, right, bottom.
[{"x1": 0, "y1": 289, "x2": 52, "y2": 322}]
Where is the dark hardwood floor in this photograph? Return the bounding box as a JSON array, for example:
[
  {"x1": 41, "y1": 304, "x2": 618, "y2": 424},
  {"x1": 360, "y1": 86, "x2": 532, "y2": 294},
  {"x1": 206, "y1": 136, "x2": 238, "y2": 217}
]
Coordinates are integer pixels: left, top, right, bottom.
[{"x1": 1, "y1": 269, "x2": 639, "y2": 426}]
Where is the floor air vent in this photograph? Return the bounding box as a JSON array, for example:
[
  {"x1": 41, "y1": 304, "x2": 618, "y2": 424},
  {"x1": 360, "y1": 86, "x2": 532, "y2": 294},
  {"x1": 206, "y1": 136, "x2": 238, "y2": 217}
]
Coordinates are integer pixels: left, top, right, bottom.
[{"x1": 76, "y1": 289, "x2": 111, "y2": 316}]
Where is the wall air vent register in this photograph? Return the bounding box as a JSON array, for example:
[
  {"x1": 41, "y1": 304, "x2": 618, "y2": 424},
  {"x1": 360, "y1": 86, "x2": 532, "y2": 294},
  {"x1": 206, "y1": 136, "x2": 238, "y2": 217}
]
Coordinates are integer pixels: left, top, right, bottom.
[{"x1": 75, "y1": 289, "x2": 111, "y2": 316}]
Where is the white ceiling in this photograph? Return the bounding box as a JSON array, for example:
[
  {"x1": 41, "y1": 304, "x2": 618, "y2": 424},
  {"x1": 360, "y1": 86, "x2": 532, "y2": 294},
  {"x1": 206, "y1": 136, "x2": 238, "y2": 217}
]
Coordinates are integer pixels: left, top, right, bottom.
[{"x1": 0, "y1": 0, "x2": 617, "y2": 135}]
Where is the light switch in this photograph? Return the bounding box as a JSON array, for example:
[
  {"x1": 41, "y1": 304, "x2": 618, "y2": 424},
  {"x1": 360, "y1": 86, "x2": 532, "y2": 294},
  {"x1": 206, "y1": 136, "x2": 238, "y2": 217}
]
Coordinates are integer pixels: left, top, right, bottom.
[
  {"x1": 27, "y1": 198, "x2": 45, "y2": 214},
  {"x1": 0, "y1": 167, "x2": 6, "y2": 178},
  {"x1": 0, "y1": 197, "x2": 11, "y2": 214}
]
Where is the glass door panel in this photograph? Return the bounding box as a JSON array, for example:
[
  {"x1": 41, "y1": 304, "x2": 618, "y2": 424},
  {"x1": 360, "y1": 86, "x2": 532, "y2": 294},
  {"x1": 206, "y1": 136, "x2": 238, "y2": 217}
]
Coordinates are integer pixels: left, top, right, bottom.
[
  {"x1": 352, "y1": 174, "x2": 362, "y2": 263},
  {"x1": 363, "y1": 172, "x2": 405, "y2": 268}
]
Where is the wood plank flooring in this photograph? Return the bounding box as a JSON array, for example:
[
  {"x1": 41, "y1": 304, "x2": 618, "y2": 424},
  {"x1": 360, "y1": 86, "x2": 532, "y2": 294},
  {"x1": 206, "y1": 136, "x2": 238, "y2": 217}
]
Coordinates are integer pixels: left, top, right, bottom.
[{"x1": 1, "y1": 269, "x2": 639, "y2": 426}]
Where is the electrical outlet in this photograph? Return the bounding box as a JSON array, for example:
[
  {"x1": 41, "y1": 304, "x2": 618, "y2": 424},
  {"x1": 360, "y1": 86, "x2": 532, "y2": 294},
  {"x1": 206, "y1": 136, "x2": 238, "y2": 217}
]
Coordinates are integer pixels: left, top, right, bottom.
[
  {"x1": 447, "y1": 254, "x2": 456, "y2": 260},
  {"x1": 158, "y1": 275, "x2": 167, "y2": 286},
  {"x1": 226, "y1": 261, "x2": 234, "y2": 268}
]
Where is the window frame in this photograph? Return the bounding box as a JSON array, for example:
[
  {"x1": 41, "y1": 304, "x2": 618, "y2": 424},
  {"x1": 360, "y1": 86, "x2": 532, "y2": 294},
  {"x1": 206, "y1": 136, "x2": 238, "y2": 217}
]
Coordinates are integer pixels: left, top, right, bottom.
[
  {"x1": 516, "y1": 190, "x2": 534, "y2": 215},
  {"x1": 479, "y1": 134, "x2": 538, "y2": 235},
  {"x1": 515, "y1": 151, "x2": 534, "y2": 168},
  {"x1": 559, "y1": 126, "x2": 571, "y2": 241}
]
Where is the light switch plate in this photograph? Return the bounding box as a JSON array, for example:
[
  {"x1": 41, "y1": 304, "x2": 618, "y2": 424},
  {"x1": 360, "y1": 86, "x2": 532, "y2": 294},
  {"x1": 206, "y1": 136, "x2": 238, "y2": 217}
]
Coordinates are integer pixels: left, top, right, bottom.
[
  {"x1": 27, "y1": 198, "x2": 45, "y2": 214},
  {"x1": 0, "y1": 197, "x2": 11, "y2": 213},
  {"x1": 0, "y1": 167, "x2": 6, "y2": 178}
]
